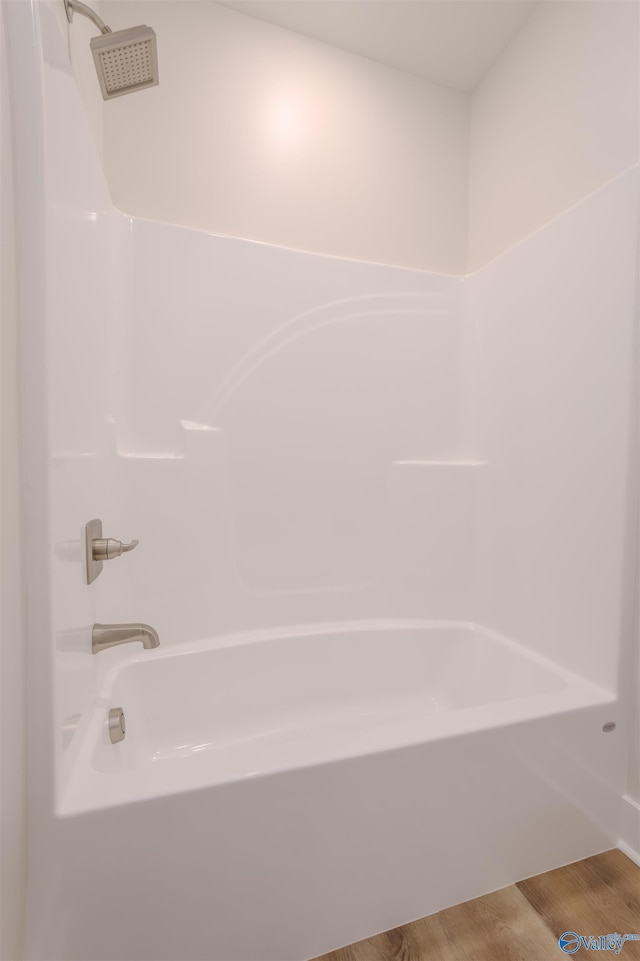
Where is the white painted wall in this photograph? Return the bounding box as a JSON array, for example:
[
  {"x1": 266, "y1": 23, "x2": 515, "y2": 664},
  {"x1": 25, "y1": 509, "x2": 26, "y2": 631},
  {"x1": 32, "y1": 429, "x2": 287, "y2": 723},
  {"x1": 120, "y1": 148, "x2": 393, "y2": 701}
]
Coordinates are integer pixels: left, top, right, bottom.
[
  {"x1": 468, "y1": 0, "x2": 640, "y2": 270},
  {"x1": 0, "y1": 5, "x2": 26, "y2": 958},
  {"x1": 100, "y1": 0, "x2": 469, "y2": 273}
]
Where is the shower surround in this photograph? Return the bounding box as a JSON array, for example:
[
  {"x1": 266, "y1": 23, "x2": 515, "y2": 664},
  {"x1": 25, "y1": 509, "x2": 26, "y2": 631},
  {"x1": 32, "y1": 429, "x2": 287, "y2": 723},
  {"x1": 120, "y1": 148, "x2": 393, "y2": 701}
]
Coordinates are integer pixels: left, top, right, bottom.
[{"x1": 6, "y1": 2, "x2": 639, "y2": 960}]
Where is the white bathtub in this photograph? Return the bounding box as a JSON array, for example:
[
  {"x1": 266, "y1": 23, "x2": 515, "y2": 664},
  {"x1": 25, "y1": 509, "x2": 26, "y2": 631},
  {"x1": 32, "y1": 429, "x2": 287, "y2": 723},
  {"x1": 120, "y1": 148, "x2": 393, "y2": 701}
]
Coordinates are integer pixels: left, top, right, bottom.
[
  {"x1": 41, "y1": 620, "x2": 625, "y2": 961},
  {"x1": 63, "y1": 619, "x2": 607, "y2": 811}
]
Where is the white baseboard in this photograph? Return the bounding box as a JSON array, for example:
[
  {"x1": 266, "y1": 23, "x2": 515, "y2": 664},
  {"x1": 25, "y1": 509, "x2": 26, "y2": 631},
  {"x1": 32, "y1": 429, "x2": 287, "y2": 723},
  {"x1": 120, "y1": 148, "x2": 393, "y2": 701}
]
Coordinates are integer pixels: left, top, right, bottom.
[{"x1": 617, "y1": 794, "x2": 640, "y2": 867}]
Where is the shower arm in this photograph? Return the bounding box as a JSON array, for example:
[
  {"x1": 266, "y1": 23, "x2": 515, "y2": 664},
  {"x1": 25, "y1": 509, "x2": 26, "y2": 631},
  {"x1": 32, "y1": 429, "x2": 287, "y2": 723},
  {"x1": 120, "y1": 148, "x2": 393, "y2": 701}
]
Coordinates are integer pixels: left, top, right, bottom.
[{"x1": 63, "y1": 0, "x2": 112, "y2": 35}]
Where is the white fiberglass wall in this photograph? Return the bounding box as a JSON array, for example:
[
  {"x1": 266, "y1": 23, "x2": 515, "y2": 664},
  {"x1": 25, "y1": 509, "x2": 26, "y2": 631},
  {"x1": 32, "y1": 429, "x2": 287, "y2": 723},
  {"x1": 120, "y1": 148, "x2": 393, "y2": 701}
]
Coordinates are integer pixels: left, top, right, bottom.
[
  {"x1": 470, "y1": 171, "x2": 638, "y2": 693},
  {"x1": 103, "y1": 172, "x2": 637, "y2": 695},
  {"x1": 112, "y1": 227, "x2": 473, "y2": 635}
]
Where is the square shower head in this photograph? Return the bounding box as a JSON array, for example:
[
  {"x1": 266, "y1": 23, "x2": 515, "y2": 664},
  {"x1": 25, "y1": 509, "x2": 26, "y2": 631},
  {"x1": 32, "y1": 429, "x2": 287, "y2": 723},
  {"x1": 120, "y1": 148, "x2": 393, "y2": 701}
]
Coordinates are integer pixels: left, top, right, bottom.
[{"x1": 90, "y1": 25, "x2": 159, "y2": 100}]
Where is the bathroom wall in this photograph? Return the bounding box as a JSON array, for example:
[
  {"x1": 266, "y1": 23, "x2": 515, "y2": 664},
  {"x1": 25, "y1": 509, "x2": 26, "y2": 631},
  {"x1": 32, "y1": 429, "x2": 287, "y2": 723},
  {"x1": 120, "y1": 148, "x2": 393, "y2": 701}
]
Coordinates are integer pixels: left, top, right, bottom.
[
  {"x1": 469, "y1": 167, "x2": 640, "y2": 858},
  {"x1": 0, "y1": 5, "x2": 26, "y2": 958},
  {"x1": 99, "y1": 0, "x2": 469, "y2": 273},
  {"x1": 469, "y1": 168, "x2": 638, "y2": 694},
  {"x1": 468, "y1": 0, "x2": 640, "y2": 269},
  {"x1": 46, "y1": 0, "x2": 104, "y2": 155},
  {"x1": 106, "y1": 223, "x2": 474, "y2": 647}
]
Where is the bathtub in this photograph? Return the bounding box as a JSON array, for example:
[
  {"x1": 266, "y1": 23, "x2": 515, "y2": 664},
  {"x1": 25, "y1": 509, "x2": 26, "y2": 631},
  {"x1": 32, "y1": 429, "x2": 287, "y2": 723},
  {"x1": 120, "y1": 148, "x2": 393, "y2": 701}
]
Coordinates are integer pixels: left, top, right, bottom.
[
  {"x1": 63, "y1": 620, "x2": 611, "y2": 811},
  {"x1": 42, "y1": 620, "x2": 625, "y2": 961}
]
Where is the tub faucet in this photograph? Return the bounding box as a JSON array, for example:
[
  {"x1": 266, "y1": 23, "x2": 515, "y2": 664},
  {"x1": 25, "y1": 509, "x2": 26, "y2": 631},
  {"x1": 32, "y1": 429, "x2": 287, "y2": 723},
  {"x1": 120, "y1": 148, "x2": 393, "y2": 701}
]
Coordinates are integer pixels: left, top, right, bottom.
[{"x1": 92, "y1": 623, "x2": 160, "y2": 654}]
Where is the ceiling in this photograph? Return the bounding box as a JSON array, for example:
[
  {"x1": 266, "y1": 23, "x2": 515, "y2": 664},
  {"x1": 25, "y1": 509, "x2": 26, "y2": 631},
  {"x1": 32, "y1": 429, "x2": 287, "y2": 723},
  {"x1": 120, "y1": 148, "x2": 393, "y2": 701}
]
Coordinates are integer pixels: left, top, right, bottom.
[{"x1": 216, "y1": 0, "x2": 538, "y2": 92}]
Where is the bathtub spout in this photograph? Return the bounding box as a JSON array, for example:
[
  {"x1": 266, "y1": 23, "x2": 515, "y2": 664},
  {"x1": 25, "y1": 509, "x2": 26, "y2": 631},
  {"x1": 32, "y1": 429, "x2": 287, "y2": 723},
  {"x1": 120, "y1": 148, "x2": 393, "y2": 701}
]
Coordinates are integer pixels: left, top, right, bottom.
[{"x1": 92, "y1": 623, "x2": 160, "y2": 654}]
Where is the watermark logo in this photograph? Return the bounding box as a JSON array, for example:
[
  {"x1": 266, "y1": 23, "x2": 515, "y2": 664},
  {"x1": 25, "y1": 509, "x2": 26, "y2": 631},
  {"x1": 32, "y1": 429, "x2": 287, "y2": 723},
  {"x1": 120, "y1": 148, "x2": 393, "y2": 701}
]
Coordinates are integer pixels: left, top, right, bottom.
[
  {"x1": 558, "y1": 932, "x2": 640, "y2": 955},
  {"x1": 559, "y1": 933, "x2": 582, "y2": 955}
]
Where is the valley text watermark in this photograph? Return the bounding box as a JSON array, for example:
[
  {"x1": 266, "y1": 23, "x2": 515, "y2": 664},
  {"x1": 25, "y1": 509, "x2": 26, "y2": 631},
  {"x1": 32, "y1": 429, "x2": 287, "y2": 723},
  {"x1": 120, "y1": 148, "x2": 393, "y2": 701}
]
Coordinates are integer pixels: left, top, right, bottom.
[{"x1": 559, "y1": 932, "x2": 640, "y2": 954}]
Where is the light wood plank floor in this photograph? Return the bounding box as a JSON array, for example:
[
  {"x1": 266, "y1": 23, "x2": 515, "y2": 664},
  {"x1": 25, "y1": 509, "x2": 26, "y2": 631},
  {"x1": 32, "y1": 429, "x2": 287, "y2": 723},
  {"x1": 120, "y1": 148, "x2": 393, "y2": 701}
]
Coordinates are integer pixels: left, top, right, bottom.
[{"x1": 313, "y1": 850, "x2": 640, "y2": 961}]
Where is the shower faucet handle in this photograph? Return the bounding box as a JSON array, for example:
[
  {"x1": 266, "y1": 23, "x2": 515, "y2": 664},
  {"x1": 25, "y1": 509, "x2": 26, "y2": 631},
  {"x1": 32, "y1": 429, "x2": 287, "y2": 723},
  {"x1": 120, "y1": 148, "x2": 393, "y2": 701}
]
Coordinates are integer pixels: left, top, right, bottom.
[
  {"x1": 84, "y1": 519, "x2": 138, "y2": 585},
  {"x1": 92, "y1": 537, "x2": 139, "y2": 561}
]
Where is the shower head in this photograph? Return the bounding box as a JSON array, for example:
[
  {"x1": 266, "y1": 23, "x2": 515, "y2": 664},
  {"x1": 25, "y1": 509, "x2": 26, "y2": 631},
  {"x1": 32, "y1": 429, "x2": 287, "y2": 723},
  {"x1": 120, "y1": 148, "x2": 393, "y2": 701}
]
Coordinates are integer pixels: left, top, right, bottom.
[
  {"x1": 64, "y1": 0, "x2": 159, "y2": 100},
  {"x1": 90, "y1": 25, "x2": 159, "y2": 100}
]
